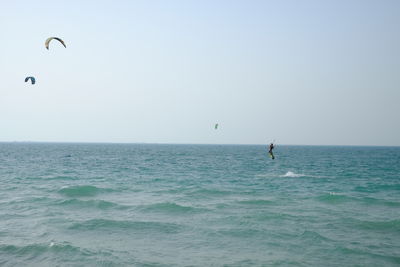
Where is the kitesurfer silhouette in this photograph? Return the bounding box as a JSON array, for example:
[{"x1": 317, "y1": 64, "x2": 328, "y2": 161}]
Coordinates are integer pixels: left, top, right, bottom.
[{"x1": 268, "y1": 143, "x2": 275, "y2": 160}]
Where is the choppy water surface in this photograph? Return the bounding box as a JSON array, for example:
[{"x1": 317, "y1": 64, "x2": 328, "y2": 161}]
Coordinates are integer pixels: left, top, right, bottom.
[{"x1": 0, "y1": 143, "x2": 399, "y2": 266}]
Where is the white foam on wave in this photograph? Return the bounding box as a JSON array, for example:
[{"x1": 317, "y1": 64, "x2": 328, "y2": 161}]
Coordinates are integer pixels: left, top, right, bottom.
[
  {"x1": 255, "y1": 171, "x2": 312, "y2": 178},
  {"x1": 281, "y1": 171, "x2": 305, "y2": 178}
]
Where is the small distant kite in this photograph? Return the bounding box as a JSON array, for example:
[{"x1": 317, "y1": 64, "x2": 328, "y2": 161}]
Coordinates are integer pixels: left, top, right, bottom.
[
  {"x1": 215, "y1": 123, "x2": 219, "y2": 130},
  {"x1": 45, "y1": 37, "x2": 66, "y2": 50},
  {"x1": 25, "y1": 76, "x2": 36, "y2": 85}
]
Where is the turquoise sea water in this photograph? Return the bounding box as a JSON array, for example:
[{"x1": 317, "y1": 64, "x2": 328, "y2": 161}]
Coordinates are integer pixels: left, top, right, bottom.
[{"x1": 0, "y1": 143, "x2": 399, "y2": 266}]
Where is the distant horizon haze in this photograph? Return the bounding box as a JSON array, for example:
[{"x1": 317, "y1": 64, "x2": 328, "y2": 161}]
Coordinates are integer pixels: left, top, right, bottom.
[{"x1": 0, "y1": 140, "x2": 398, "y2": 148}]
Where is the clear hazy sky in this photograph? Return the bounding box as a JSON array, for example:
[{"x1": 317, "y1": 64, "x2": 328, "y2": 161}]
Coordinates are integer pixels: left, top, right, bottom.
[{"x1": 1, "y1": 0, "x2": 399, "y2": 145}]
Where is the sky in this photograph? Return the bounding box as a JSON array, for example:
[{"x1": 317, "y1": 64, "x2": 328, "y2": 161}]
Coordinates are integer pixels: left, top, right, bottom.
[{"x1": 1, "y1": 0, "x2": 399, "y2": 145}]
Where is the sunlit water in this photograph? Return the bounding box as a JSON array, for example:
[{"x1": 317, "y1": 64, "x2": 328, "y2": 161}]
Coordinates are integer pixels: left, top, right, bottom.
[{"x1": 0, "y1": 143, "x2": 399, "y2": 266}]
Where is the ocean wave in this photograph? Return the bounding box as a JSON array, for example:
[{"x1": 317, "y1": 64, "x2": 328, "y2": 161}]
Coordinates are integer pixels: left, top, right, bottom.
[
  {"x1": 58, "y1": 185, "x2": 112, "y2": 197},
  {"x1": 55, "y1": 199, "x2": 128, "y2": 210},
  {"x1": 217, "y1": 228, "x2": 266, "y2": 238},
  {"x1": 42, "y1": 175, "x2": 80, "y2": 180},
  {"x1": 256, "y1": 172, "x2": 324, "y2": 179},
  {"x1": 354, "y1": 219, "x2": 400, "y2": 232},
  {"x1": 236, "y1": 199, "x2": 275, "y2": 206},
  {"x1": 0, "y1": 242, "x2": 125, "y2": 266},
  {"x1": 68, "y1": 219, "x2": 181, "y2": 233},
  {"x1": 335, "y1": 246, "x2": 400, "y2": 264},
  {"x1": 281, "y1": 171, "x2": 305, "y2": 178},
  {"x1": 0, "y1": 242, "x2": 92, "y2": 258},
  {"x1": 316, "y1": 193, "x2": 400, "y2": 207},
  {"x1": 316, "y1": 193, "x2": 352, "y2": 204},
  {"x1": 361, "y1": 197, "x2": 400, "y2": 207},
  {"x1": 139, "y1": 202, "x2": 206, "y2": 214},
  {"x1": 251, "y1": 212, "x2": 302, "y2": 222},
  {"x1": 355, "y1": 184, "x2": 400, "y2": 193},
  {"x1": 191, "y1": 188, "x2": 232, "y2": 197},
  {"x1": 298, "y1": 230, "x2": 333, "y2": 243},
  {"x1": 21, "y1": 175, "x2": 80, "y2": 181},
  {"x1": 5, "y1": 196, "x2": 53, "y2": 205}
]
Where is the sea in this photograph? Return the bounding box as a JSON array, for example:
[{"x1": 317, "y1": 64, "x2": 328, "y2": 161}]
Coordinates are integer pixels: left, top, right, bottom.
[{"x1": 0, "y1": 143, "x2": 399, "y2": 266}]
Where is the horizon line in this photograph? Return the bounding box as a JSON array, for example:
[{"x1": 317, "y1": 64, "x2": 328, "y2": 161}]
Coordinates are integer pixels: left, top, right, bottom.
[{"x1": 0, "y1": 140, "x2": 398, "y2": 148}]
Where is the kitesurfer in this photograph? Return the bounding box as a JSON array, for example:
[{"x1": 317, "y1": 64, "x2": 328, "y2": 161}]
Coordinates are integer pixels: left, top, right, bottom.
[{"x1": 268, "y1": 143, "x2": 275, "y2": 160}]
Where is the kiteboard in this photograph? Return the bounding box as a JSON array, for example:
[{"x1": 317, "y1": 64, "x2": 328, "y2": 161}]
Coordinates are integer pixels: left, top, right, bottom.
[{"x1": 269, "y1": 152, "x2": 275, "y2": 160}]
